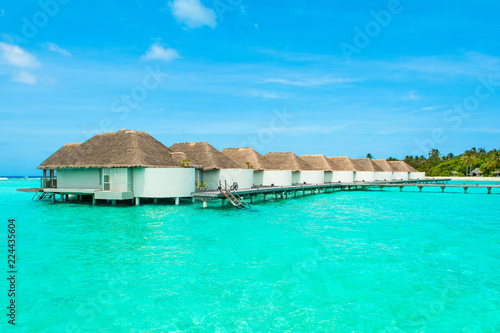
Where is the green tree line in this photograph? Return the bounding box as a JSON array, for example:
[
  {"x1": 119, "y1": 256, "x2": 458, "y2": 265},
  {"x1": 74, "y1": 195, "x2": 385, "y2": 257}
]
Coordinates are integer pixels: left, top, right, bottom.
[{"x1": 391, "y1": 148, "x2": 500, "y2": 177}]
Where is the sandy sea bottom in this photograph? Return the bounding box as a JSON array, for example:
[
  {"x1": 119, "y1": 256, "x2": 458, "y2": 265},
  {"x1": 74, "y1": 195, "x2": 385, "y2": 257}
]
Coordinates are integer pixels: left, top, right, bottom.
[{"x1": 1, "y1": 179, "x2": 499, "y2": 332}]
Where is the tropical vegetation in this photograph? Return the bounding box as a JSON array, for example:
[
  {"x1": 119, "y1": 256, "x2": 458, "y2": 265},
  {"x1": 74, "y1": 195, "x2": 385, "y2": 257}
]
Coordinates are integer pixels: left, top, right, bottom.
[{"x1": 390, "y1": 148, "x2": 500, "y2": 177}]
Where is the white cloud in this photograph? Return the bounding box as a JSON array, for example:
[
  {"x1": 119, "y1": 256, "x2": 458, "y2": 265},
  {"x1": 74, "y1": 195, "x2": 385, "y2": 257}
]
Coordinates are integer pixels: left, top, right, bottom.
[
  {"x1": 11, "y1": 71, "x2": 37, "y2": 85},
  {"x1": 248, "y1": 89, "x2": 282, "y2": 99},
  {"x1": 0, "y1": 42, "x2": 40, "y2": 67},
  {"x1": 403, "y1": 90, "x2": 420, "y2": 101},
  {"x1": 141, "y1": 44, "x2": 180, "y2": 61},
  {"x1": 46, "y1": 43, "x2": 72, "y2": 56},
  {"x1": 266, "y1": 77, "x2": 356, "y2": 87},
  {"x1": 170, "y1": 0, "x2": 217, "y2": 29}
]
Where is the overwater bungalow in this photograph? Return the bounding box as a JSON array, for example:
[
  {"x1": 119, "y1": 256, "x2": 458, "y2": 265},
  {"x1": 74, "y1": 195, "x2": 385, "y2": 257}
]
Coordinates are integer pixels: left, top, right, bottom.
[
  {"x1": 327, "y1": 156, "x2": 355, "y2": 182},
  {"x1": 170, "y1": 142, "x2": 254, "y2": 190},
  {"x1": 221, "y1": 147, "x2": 292, "y2": 186},
  {"x1": 38, "y1": 129, "x2": 196, "y2": 204},
  {"x1": 372, "y1": 159, "x2": 394, "y2": 181},
  {"x1": 351, "y1": 158, "x2": 377, "y2": 182},
  {"x1": 299, "y1": 154, "x2": 337, "y2": 183},
  {"x1": 388, "y1": 161, "x2": 411, "y2": 180},
  {"x1": 264, "y1": 152, "x2": 324, "y2": 185}
]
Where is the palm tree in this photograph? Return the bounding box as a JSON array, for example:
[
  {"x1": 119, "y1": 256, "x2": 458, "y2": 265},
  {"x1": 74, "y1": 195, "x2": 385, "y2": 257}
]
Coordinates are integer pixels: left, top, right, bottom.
[
  {"x1": 461, "y1": 153, "x2": 474, "y2": 176},
  {"x1": 366, "y1": 153, "x2": 373, "y2": 159}
]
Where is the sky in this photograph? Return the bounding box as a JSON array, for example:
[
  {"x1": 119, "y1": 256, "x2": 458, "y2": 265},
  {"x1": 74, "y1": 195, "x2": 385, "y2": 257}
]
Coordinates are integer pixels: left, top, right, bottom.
[{"x1": 1, "y1": 0, "x2": 500, "y2": 175}]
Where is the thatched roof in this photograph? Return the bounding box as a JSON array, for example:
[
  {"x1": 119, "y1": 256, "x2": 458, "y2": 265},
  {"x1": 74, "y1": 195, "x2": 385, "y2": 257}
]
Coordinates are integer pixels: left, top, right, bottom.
[
  {"x1": 299, "y1": 155, "x2": 336, "y2": 171},
  {"x1": 372, "y1": 159, "x2": 394, "y2": 172},
  {"x1": 452, "y1": 170, "x2": 459, "y2": 174},
  {"x1": 263, "y1": 152, "x2": 314, "y2": 171},
  {"x1": 221, "y1": 147, "x2": 279, "y2": 171},
  {"x1": 388, "y1": 161, "x2": 418, "y2": 172},
  {"x1": 493, "y1": 170, "x2": 500, "y2": 174},
  {"x1": 351, "y1": 158, "x2": 378, "y2": 172},
  {"x1": 471, "y1": 168, "x2": 483, "y2": 174},
  {"x1": 169, "y1": 151, "x2": 202, "y2": 168},
  {"x1": 38, "y1": 129, "x2": 182, "y2": 169},
  {"x1": 327, "y1": 156, "x2": 354, "y2": 171},
  {"x1": 170, "y1": 142, "x2": 241, "y2": 170}
]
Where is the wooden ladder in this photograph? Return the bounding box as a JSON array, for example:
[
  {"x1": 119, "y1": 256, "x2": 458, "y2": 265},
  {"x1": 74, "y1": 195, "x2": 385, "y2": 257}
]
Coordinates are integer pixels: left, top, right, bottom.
[{"x1": 219, "y1": 181, "x2": 250, "y2": 209}]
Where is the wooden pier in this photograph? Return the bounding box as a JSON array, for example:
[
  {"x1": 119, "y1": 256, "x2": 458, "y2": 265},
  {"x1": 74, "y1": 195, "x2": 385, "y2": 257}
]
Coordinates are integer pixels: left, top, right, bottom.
[{"x1": 192, "y1": 178, "x2": 488, "y2": 208}]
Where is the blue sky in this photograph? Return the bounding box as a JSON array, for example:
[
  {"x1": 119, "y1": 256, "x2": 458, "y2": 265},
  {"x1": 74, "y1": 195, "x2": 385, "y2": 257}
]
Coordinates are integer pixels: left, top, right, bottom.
[{"x1": 1, "y1": 0, "x2": 500, "y2": 175}]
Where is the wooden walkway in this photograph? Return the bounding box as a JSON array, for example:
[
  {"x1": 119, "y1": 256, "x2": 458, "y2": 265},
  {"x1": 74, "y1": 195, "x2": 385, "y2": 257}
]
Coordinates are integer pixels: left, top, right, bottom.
[{"x1": 193, "y1": 178, "x2": 464, "y2": 208}]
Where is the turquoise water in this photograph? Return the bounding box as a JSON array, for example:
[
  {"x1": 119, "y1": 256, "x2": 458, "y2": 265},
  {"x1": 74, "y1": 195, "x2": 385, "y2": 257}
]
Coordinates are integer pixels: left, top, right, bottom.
[{"x1": 1, "y1": 179, "x2": 499, "y2": 332}]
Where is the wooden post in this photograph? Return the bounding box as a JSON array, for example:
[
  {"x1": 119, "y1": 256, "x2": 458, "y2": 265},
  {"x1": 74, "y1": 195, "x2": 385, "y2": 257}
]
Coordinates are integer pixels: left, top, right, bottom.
[
  {"x1": 250, "y1": 196, "x2": 254, "y2": 203},
  {"x1": 441, "y1": 186, "x2": 445, "y2": 193},
  {"x1": 487, "y1": 187, "x2": 491, "y2": 194},
  {"x1": 93, "y1": 195, "x2": 96, "y2": 205},
  {"x1": 175, "y1": 197, "x2": 180, "y2": 205},
  {"x1": 399, "y1": 186, "x2": 404, "y2": 192},
  {"x1": 154, "y1": 198, "x2": 158, "y2": 204},
  {"x1": 112, "y1": 200, "x2": 116, "y2": 205},
  {"x1": 203, "y1": 201, "x2": 207, "y2": 208},
  {"x1": 135, "y1": 197, "x2": 140, "y2": 206},
  {"x1": 192, "y1": 197, "x2": 195, "y2": 203},
  {"x1": 463, "y1": 187, "x2": 468, "y2": 194},
  {"x1": 418, "y1": 186, "x2": 423, "y2": 192},
  {"x1": 222, "y1": 198, "x2": 226, "y2": 206},
  {"x1": 263, "y1": 194, "x2": 266, "y2": 201},
  {"x1": 52, "y1": 194, "x2": 56, "y2": 203}
]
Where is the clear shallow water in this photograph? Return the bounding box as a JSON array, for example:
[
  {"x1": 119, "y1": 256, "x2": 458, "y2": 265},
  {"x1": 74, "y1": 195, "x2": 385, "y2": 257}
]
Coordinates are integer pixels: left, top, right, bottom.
[{"x1": 1, "y1": 179, "x2": 499, "y2": 332}]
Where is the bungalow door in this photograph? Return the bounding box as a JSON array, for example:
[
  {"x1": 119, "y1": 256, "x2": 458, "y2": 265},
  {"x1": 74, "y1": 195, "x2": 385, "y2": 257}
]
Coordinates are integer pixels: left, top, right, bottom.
[{"x1": 102, "y1": 168, "x2": 111, "y2": 191}]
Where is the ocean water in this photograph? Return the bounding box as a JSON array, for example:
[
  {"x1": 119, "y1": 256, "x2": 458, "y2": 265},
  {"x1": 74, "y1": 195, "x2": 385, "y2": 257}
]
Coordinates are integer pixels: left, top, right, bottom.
[{"x1": 1, "y1": 179, "x2": 499, "y2": 332}]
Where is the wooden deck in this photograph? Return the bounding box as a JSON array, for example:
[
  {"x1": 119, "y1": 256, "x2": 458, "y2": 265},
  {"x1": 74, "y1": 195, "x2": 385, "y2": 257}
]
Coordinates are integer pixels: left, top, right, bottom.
[{"x1": 192, "y1": 178, "x2": 464, "y2": 208}]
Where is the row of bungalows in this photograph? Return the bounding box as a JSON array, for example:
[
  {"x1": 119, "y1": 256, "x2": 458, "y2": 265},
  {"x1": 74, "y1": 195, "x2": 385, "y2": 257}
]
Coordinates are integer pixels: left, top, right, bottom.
[
  {"x1": 389, "y1": 160, "x2": 425, "y2": 180},
  {"x1": 263, "y1": 152, "x2": 325, "y2": 185},
  {"x1": 36, "y1": 129, "x2": 424, "y2": 204},
  {"x1": 221, "y1": 148, "x2": 292, "y2": 186},
  {"x1": 170, "y1": 142, "x2": 254, "y2": 190}
]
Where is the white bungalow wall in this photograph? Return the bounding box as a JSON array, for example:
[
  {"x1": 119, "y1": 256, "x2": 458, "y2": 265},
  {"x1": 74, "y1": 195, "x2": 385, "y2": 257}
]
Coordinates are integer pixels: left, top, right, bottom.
[
  {"x1": 57, "y1": 168, "x2": 101, "y2": 189},
  {"x1": 133, "y1": 168, "x2": 195, "y2": 198},
  {"x1": 354, "y1": 171, "x2": 375, "y2": 182},
  {"x1": 375, "y1": 172, "x2": 393, "y2": 181},
  {"x1": 103, "y1": 168, "x2": 133, "y2": 191},
  {"x1": 331, "y1": 171, "x2": 354, "y2": 183},
  {"x1": 296, "y1": 170, "x2": 324, "y2": 185},
  {"x1": 324, "y1": 171, "x2": 333, "y2": 183},
  {"x1": 253, "y1": 170, "x2": 264, "y2": 186},
  {"x1": 202, "y1": 169, "x2": 254, "y2": 190},
  {"x1": 262, "y1": 170, "x2": 292, "y2": 186},
  {"x1": 393, "y1": 172, "x2": 409, "y2": 180},
  {"x1": 410, "y1": 172, "x2": 425, "y2": 180}
]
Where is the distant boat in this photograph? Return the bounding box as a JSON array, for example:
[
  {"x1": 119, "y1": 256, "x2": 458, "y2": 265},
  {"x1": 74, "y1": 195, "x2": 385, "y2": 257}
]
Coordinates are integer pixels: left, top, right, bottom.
[{"x1": 0, "y1": 177, "x2": 8, "y2": 180}]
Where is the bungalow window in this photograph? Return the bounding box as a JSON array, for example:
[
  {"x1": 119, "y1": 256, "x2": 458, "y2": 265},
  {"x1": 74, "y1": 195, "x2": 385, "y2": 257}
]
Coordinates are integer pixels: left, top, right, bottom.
[{"x1": 103, "y1": 168, "x2": 110, "y2": 191}]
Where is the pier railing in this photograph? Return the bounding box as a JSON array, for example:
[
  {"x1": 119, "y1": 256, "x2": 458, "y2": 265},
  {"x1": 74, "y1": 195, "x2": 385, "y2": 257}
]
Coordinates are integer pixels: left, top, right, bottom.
[{"x1": 41, "y1": 178, "x2": 57, "y2": 189}]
